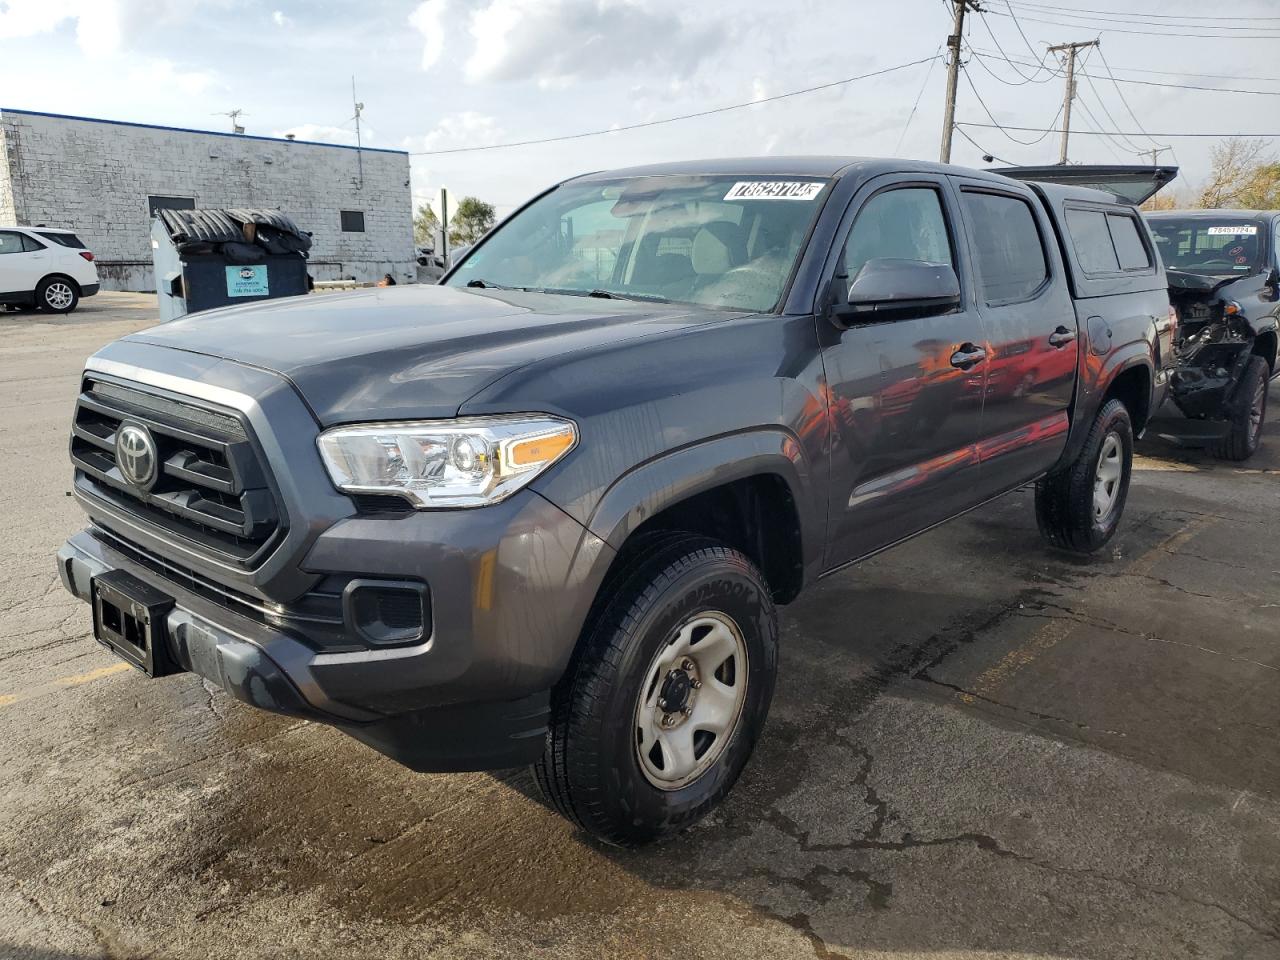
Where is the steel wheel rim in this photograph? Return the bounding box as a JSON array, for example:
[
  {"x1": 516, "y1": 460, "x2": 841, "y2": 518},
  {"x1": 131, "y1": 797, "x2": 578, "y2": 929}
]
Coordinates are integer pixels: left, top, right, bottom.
[
  {"x1": 45, "y1": 282, "x2": 73, "y2": 309},
  {"x1": 634, "y1": 611, "x2": 749, "y2": 791},
  {"x1": 1093, "y1": 432, "x2": 1123, "y2": 521}
]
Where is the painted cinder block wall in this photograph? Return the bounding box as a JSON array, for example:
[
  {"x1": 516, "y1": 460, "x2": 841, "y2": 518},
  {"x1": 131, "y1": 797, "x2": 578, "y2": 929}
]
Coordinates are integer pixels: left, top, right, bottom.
[{"x1": 0, "y1": 109, "x2": 414, "y2": 290}]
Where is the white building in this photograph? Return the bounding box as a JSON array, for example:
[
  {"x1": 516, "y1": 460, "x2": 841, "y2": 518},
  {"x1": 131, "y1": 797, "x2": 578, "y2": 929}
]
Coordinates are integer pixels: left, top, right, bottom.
[{"x1": 0, "y1": 108, "x2": 414, "y2": 290}]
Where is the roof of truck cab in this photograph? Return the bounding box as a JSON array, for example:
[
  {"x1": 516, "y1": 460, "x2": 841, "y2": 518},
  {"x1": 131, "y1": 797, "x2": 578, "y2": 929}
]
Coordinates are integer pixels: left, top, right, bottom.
[
  {"x1": 567, "y1": 156, "x2": 1026, "y2": 184},
  {"x1": 1145, "y1": 208, "x2": 1278, "y2": 219}
]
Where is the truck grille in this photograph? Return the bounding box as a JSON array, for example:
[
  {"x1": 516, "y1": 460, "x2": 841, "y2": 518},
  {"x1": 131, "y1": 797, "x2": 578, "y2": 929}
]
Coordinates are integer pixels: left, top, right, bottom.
[{"x1": 70, "y1": 377, "x2": 284, "y2": 568}]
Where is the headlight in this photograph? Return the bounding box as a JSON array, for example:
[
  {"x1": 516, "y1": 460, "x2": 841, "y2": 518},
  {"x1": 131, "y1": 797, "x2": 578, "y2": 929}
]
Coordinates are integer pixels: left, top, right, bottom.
[{"x1": 317, "y1": 415, "x2": 577, "y2": 508}]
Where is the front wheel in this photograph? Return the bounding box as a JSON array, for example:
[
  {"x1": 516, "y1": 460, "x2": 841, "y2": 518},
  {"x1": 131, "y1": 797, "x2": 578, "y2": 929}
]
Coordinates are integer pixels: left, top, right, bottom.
[
  {"x1": 1035, "y1": 398, "x2": 1133, "y2": 554},
  {"x1": 1213, "y1": 355, "x2": 1269, "y2": 461},
  {"x1": 36, "y1": 277, "x2": 79, "y2": 313},
  {"x1": 534, "y1": 534, "x2": 778, "y2": 846}
]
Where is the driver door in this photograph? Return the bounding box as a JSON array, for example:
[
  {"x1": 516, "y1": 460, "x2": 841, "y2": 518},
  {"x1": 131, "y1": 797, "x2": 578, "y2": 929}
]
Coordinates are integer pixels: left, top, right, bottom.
[{"x1": 818, "y1": 176, "x2": 989, "y2": 568}]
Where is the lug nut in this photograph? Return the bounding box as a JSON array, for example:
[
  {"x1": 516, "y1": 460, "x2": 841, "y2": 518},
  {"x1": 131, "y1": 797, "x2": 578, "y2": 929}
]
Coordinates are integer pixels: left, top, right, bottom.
[
  {"x1": 682, "y1": 659, "x2": 694, "y2": 671},
  {"x1": 692, "y1": 680, "x2": 702, "y2": 689},
  {"x1": 657, "y1": 698, "x2": 668, "y2": 710},
  {"x1": 662, "y1": 714, "x2": 674, "y2": 726},
  {"x1": 683, "y1": 706, "x2": 693, "y2": 717}
]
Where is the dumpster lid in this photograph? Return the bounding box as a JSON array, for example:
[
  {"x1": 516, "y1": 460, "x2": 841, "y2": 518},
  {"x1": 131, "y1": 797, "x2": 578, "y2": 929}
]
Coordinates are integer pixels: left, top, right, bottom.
[{"x1": 156, "y1": 208, "x2": 308, "y2": 245}]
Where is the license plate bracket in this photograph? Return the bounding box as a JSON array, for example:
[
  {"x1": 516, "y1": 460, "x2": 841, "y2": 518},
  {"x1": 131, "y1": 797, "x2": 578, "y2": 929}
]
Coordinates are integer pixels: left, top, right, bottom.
[{"x1": 91, "y1": 570, "x2": 179, "y2": 677}]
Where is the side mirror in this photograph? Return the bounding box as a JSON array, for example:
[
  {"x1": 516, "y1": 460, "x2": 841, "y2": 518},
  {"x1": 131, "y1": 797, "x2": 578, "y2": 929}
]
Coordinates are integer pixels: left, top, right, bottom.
[{"x1": 832, "y1": 258, "x2": 961, "y2": 326}]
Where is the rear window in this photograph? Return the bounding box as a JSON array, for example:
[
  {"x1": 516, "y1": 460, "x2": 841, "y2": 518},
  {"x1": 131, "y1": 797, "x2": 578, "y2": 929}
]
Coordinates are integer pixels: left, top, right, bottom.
[
  {"x1": 36, "y1": 231, "x2": 86, "y2": 249},
  {"x1": 961, "y1": 191, "x2": 1048, "y2": 303},
  {"x1": 1065, "y1": 208, "x2": 1151, "y2": 275},
  {"x1": 1107, "y1": 214, "x2": 1151, "y2": 270}
]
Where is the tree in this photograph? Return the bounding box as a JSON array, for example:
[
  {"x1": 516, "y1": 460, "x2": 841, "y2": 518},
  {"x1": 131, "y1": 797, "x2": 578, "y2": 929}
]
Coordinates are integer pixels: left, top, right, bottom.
[
  {"x1": 413, "y1": 203, "x2": 440, "y2": 246},
  {"x1": 448, "y1": 196, "x2": 496, "y2": 247},
  {"x1": 1196, "y1": 138, "x2": 1280, "y2": 210}
]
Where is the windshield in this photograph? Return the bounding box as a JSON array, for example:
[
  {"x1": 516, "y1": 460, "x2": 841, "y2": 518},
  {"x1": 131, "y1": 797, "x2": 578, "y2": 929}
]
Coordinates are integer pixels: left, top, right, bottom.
[
  {"x1": 1147, "y1": 217, "x2": 1267, "y2": 277},
  {"x1": 446, "y1": 175, "x2": 831, "y2": 311}
]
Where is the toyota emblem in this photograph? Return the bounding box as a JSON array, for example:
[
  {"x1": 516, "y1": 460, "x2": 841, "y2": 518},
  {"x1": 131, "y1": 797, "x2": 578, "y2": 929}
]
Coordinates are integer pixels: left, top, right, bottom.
[{"x1": 116, "y1": 423, "x2": 158, "y2": 490}]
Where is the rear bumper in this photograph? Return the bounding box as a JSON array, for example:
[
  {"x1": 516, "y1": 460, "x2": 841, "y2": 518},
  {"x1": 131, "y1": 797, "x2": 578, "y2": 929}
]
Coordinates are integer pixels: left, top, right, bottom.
[
  {"x1": 57, "y1": 528, "x2": 562, "y2": 771},
  {"x1": 81, "y1": 282, "x2": 100, "y2": 298}
]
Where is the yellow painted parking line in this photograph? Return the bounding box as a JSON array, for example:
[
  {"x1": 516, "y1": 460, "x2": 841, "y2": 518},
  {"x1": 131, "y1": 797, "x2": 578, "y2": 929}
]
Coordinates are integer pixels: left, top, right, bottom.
[
  {"x1": 54, "y1": 662, "x2": 132, "y2": 687},
  {"x1": 0, "y1": 660, "x2": 136, "y2": 709}
]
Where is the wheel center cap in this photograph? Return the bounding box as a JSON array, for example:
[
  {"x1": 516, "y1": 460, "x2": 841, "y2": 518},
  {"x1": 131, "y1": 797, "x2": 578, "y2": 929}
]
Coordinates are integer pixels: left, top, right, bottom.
[{"x1": 658, "y1": 669, "x2": 693, "y2": 714}]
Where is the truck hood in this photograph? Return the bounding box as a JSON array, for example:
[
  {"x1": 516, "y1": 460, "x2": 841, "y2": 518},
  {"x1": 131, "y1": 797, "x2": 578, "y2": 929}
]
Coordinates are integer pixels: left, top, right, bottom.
[{"x1": 125, "y1": 285, "x2": 738, "y2": 424}]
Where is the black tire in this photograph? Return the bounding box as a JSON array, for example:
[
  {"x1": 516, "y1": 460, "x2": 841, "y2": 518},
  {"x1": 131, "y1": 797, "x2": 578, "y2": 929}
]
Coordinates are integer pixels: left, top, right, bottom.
[
  {"x1": 1213, "y1": 355, "x2": 1268, "y2": 462},
  {"x1": 1035, "y1": 398, "x2": 1133, "y2": 554},
  {"x1": 534, "y1": 533, "x2": 778, "y2": 846},
  {"x1": 36, "y1": 276, "x2": 79, "y2": 313}
]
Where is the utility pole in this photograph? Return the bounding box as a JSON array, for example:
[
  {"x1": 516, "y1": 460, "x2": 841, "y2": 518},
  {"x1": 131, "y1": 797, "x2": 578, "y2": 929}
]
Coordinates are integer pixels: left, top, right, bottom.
[
  {"x1": 352, "y1": 76, "x2": 365, "y2": 189},
  {"x1": 1047, "y1": 40, "x2": 1099, "y2": 165},
  {"x1": 939, "y1": 0, "x2": 980, "y2": 164}
]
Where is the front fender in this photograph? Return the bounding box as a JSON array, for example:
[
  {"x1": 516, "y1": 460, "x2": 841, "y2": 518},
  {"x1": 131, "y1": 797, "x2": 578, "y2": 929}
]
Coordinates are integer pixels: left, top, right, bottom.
[{"x1": 582, "y1": 428, "x2": 822, "y2": 575}]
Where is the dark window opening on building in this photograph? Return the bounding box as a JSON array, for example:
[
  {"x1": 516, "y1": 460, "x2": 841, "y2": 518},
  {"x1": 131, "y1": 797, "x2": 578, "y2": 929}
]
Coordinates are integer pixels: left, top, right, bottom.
[
  {"x1": 341, "y1": 210, "x2": 366, "y2": 232},
  {"x1": 148, "y1": 195, "x2": 196, "y2": 218}
]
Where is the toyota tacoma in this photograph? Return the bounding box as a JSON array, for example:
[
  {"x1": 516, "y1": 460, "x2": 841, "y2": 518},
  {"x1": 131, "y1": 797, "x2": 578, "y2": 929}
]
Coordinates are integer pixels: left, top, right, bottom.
[{"x1": 58, "y1": 158, "x2": 1172, "y2": 844}]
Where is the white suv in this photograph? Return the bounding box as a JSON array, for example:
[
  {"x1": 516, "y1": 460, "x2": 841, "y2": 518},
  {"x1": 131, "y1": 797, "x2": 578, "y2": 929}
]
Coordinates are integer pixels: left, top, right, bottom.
[{"x1": 0, "y1": 227, "x2": 100, "y2": 313}]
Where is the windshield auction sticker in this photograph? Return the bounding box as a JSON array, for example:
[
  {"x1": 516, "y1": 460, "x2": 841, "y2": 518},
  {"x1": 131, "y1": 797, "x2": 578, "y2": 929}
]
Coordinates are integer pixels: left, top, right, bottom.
[
  {"x1": 724, "y1": 181, "x2": 825, "y2": 201},
  {"x1": 1206, "y1": 225, "x2": 1258, "y2": 235}
]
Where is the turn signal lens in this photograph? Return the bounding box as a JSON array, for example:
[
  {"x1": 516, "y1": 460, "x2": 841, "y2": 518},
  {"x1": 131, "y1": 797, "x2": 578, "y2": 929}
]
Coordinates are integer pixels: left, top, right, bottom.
[{"x1": 507, "y1": 428, "x2": 575, "y2": 468}]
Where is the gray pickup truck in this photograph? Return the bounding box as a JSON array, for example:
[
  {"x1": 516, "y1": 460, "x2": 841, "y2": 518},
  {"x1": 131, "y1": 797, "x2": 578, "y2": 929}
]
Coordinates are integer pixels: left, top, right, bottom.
[{"x1": 58, "y1": 158, "x2": 1173, "y2": 845}]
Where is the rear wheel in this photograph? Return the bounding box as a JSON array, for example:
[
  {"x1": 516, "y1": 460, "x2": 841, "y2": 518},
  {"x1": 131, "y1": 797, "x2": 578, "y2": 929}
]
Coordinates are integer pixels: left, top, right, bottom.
[
  {"x1": 1035, "y1": 398, "x2": 1133, "y2": 554},
  {"x1": 534, "y1": 534, "x2": 778, "y2": 846},
  {"x1": 1213, "y1": 355, "x2": 1268, "y2": 461},
  {"x1": 36, "y1": 277, "x2": 79, "y2": 313}
]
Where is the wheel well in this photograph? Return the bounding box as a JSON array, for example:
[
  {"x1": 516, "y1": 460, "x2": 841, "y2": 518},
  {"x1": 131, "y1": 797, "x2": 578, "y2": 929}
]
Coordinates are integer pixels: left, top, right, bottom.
[
  {"x1": 1103, "y1": 365, "x2": 1152, "y2": 432},
  {"x1": 1252, "y1": 330, "x2": 1278, "y2": 374},
  {"x1": 619, "y1": 474, "x2": 804, "y2": 604},
  {"x1": 39, "y1": 274, "x2": 81, "y2": 294}
]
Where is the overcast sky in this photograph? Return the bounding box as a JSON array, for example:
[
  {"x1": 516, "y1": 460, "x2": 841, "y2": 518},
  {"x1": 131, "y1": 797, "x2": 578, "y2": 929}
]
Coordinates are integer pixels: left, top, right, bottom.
[{"x1": 4, "y1": 0, "x2": 1278, "y2": 217}]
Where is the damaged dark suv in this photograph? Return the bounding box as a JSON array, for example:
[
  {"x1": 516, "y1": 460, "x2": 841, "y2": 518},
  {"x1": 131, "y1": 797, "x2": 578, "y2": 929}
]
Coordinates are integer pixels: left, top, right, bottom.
[{"x1": 1144, "y1": 211, "x2": 1279, "y2": 459}]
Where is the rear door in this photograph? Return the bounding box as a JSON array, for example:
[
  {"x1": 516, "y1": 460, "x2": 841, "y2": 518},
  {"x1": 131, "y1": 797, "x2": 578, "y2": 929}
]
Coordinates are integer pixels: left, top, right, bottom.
[
  {"x1": 952, "y1": 180, "x2": 1078, "y2": 492},
  {"x1": 817, "y1": 173, "x2": 989, "y2": 567}
]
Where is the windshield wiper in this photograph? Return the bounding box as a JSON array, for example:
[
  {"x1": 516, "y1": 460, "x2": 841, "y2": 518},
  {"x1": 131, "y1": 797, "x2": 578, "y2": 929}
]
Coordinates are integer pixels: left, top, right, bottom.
[
  {"x1": 538, "y1": 287, "x2": 670, "y2": 304},
  {"x1": 466, "y1": 278, "x2": 510, "y2": 289}
]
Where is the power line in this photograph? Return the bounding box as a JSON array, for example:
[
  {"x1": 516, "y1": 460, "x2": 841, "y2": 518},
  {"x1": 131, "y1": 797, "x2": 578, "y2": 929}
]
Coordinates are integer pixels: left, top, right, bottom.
[
  {"x1": 975, "y1": 7, "x2": 1058, "y2": 83},
  {"x1": 969, "y1": 51, "x2": 1280, "y2": 95},
  {"x1": 984, "y1": 11, "x2": 1280, "y2": 39},
  {"x1": 957, "y1": 122, "x2": 1280, "y2": 138},
  {"x1": 962, "y1": 66, "x2": 1064, "y2": 145},
  {"x1": 1003, "y1": 0, "x2": 1280, "y2": 25},
  {"x1": 407, "y1": 55, "x2": 939, "y2": 156},
  {"x1": 895, "y1": 46, "x2": 943, "y2": 155},
  {"x1": 997, "y1": 0, "x2": 1045, "y2": 62},
  {"x1": 951, "y1": 123, "x2": 1015, "y2": 165},
  {"x1": 1094, "y1": 45, "x2": 1167, "y2": 156},
  {"x1": 967, "y1": 47, "x2": 1280, "y2": 84}
]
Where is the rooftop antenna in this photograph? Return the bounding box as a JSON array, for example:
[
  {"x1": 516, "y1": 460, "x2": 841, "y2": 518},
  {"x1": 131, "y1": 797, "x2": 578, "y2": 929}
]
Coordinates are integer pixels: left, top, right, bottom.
[
  {"x1": 213, "y1": 108, "x2": 247, "y2": 134},
  {"x1": 351, "y1": 77, "x2": 365, "y2": 188}
]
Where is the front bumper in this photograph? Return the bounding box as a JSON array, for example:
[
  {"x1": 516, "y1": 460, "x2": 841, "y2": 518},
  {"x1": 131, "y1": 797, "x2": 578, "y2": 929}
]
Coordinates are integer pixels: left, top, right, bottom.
[{"x1": 58, "y1": 491, "x2": 611, "y2": 770}]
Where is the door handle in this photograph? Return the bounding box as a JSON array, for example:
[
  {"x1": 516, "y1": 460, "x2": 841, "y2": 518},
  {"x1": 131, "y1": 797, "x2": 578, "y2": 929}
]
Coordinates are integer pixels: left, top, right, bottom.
[
  {"x1": 1048, "y1": 326, "x2": 1077, "y2": 348},
  {"x1": 950, "y1": 344, "x2": 987, "y2": 370}
]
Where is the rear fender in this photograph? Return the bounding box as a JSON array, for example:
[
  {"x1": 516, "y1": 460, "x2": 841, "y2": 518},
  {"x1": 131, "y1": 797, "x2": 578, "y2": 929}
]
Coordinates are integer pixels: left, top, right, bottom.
[{"x1": 1056, "y1": 344, "x2": 1154, "y2": 470}]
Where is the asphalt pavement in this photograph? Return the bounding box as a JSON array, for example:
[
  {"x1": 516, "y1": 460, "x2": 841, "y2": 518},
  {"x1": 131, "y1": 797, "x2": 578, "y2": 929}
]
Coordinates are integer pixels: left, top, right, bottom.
[{"x1": 1, "y1": 293, "x2": 1277, "y2": 959}]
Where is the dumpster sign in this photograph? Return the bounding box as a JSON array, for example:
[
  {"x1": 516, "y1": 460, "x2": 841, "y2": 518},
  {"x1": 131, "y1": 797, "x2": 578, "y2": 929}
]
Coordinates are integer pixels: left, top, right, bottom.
[{"x1": 226, "y1": 264, "x2": 269, "y2": 297}]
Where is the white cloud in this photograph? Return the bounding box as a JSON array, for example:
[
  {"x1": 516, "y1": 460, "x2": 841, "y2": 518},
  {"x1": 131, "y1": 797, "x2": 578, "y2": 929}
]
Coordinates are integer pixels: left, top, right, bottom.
[
  {"x1": 403, "y1": 111, "x2": 504, "y2": 154},
  {"x1": 127, "y1": 58, "x2": 218, "y2": 97},
  {"x1": 751, "y1": 78, "x2": 768, "y2": 103},
  {"x1": 271, "y1": 9, "x2": 292, "y2": 27},
  {"x1": 408, "y1": 0, "x2": 448, "y2": 71},
  {"x1": 464, "y1": 0, "x2": 722, "y2": 87}
]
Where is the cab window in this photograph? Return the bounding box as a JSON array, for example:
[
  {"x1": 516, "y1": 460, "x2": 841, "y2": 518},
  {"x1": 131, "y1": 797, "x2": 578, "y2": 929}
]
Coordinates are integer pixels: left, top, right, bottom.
[
  {"x1": 842, "y1": 187, "x2": 953, "y2": 279},
  {"x1": 961, "y1": 191, "x2": 1048, "y2": 303}
]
